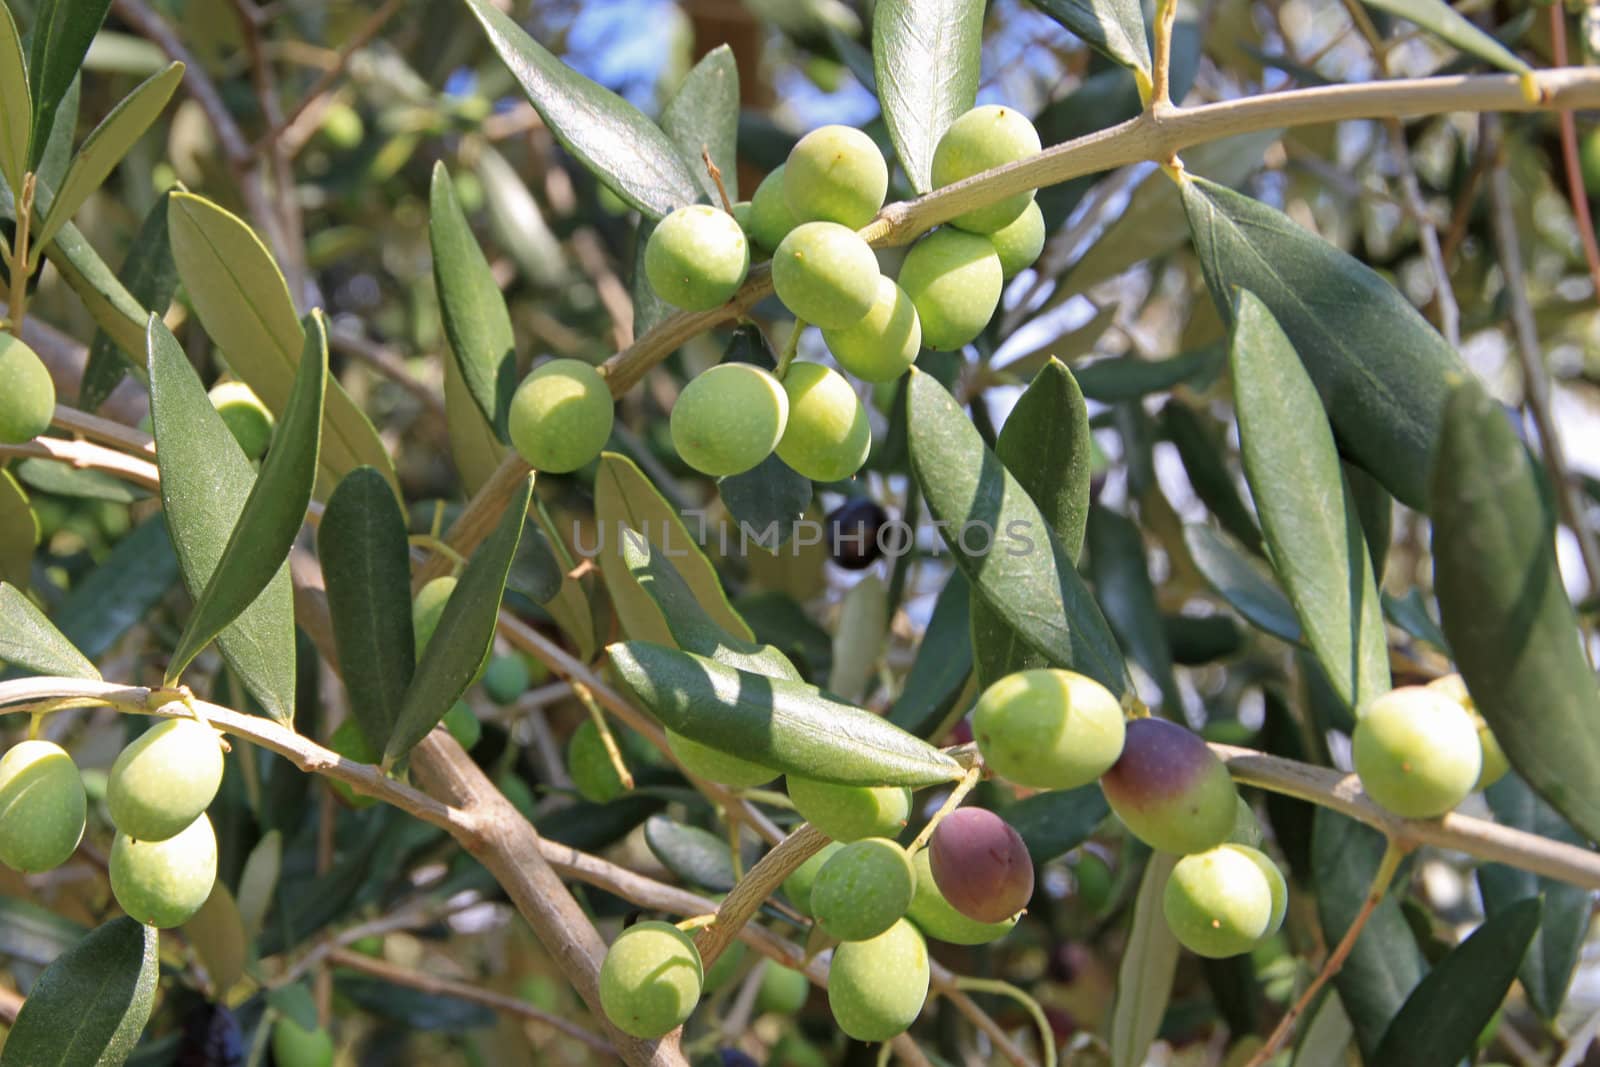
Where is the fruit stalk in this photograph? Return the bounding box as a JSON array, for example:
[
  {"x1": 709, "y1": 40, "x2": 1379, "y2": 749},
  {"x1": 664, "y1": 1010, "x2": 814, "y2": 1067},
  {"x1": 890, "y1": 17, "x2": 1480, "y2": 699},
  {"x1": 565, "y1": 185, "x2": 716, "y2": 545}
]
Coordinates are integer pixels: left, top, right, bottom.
[{"x1": 692, "y1": 822, "x2": 829, "y2": 970}]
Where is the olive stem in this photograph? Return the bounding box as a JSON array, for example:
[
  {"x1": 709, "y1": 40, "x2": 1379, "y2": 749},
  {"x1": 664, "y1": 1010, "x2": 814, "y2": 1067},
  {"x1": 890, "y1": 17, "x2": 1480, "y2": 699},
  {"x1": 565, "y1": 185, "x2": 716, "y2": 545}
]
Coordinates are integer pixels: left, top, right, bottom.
[
  {"x1": 906, "y1": 764, "x2": 983, "y2": 857},
  {"x1": 6, "y1": 173, "x2": 35, "y2": 333},
  {"x1": 1149, "y1": 0, "x2": 1179, "y2": 113},
  {"x1": 691, "y1": 823, "x2": 829, "y2": 970},
  {"x1": 701, "y1": 148, "x2": 734, "y2": 216},
  {"x1": 774, "y1": 319, "x2": 806, "y2": 381},
  {"x1": 573, "y1": 680, "x2": 635, "y2": 791},
  {"x1": 952, "y1": 976, "x2": 1056, "y2": 1067},
  {"x1": 1243, "y1": 839, "x2": 1408, "y2": 1067}
]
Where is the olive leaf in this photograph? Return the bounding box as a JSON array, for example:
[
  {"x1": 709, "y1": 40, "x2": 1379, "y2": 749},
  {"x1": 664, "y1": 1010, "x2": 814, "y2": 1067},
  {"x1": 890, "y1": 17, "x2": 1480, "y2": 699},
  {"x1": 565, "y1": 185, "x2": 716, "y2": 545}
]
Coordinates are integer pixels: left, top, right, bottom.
[
  {"x1": 25, "y1": 0, "x2": 113, "y2": 170},
  {"x1": 0, "y1": 582, "x2": 99, "y2": 680},
  {"x1": 871, "y1": 0, "x2": 985, "y2": 193},
  {"x1": 0, "y1": 471, "x2": 34, "y2": 589},
  {"x1": 661, "y1": 44, "x2": 739, "y2": 203},
  {"x1": 887, "y1": 569, "x2": 974, "y2": 739},
  {"x1": 1108, "y1": 853, "x2": 1178, "y2": 1067},
  {"x1": 0, "y1": 3, "x2": 29, "y2": 193},
  {"x1": 0, "y1": 918, "x2": 158, "y2": 1067},
  {"x1": 1358, "y1": 0, "x2": 1528, "y2": 74},
  {"x1": 1030, "y1": 0, "x2": 1151, "y2": 79},
  {"x1": 79, "y1": 190, "x2": 179, "y2": 411}
]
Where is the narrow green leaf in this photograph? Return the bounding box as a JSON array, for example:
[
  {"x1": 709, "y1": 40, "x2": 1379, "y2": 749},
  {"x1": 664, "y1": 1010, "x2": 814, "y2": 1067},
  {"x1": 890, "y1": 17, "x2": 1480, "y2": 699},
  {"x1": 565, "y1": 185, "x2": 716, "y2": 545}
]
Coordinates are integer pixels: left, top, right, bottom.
[
  {"x1": 1431, "y1": 378, "x2": 1600, "y2": 842},
  {"x1": 507, "y1": 521, "x2": 564, "y2": 606},
  {"x1": 1109, "y1": 853, "x2": 1178, "y2": 1067},
  {"x1": 0, "y1": 471, "x2": 35, "y2": 588},
  {"x1": 1086, "y1": 506, "x2": 1179, "y2": 710},
  {"x1": 167, "y1": 191, "x2": 397, "y2": 494},
  {"x1": 595, "y1": 451, "x2": 753, "y2": 645},
  {"x1": 644, "y1": 815, "x2": 738, "y2": 893},
  {"x1": 870, "y1": 0, "x2": 985, "y2": 193},
  {"x1": 31, "y1": 72, "x2": 77, "y2": 200},
  {"x1": 0, "y1": 3, "x2": 29, "y2": 193},
  {"x1": 1293, "y1": 992, "x2": 1354, "y2": 1067},
  {"x1": 182, "y1": 882, "x2": 247, "y2": 997},
  {"x1": 608, "y1": 640, "x2": 965, "y2": 787},
  {"x1": 1312, "y1": 810, "x2": 1426, "y2": 1057},
  {"x1": 717, "y1": 453, "x2": 812, "y2": 548},
  {"x1": 887, "y1": 569, "x2": 973, "y2": 739},
  {"x1": 15, "y1": 459, "x2": 145, "y2": 503},
  {"x1": 25, "y1": 0, "x2": 112, "y2": 169},
  {"x1": 829, "y1": 573, "x2": 888, "y2": 702},
  {"x1": 1160, "y1": 399, "x2": 1261, "y2": 552},
  {"x1": 50, "y1": 516, "x2": 178, "y2": 663},
  {"x1": 148, "y1": 317, "x2": 296, "y2": 723},
  {"x1": 429, "y1": 162, "x2": 517, "y2": 440},
  {"x1": 1360, "y1": 0, "x2": 1528, "y2": 74},
  {"x1": 318, "y1": 468, "x2": 415, "y2": 754},
  {"x1": 620, "y1": 528, "x2": 801, "y2": 681},
  {"x1": 1181, "y1": 175, "x2": 1462, "y2": 510},
  {"x1": 1372, "y1": 898, "x2": 1540, "y2": 1067},
  {"x1": 1183, "y1": 523, "x2": 1301, "y2": 644},
  {"x1": 385, "y1": 475, "x2": 531, "y2": 765},
  {"x1": 908, "y1": 368, "x2": 1126, "y2": 695},
  {"x1": 166, "y1": 312, "x2": 326, "y2": 682},
  {"x1": 442, "y1": 354, "x2": 506, "y2": 494},
  {"x1": 461, "y1": 0, "x2": 702, "y2": 219},
  {"x1": 1006, "y1": 783, "x2": 1110, "y2": 863},
  {"x1": 661, "y1": 44, "x2": 739, "y2": 203},
  {"x1": 36, "y1": 63, "x2": 183, "y2": 251},
  {"x1": 1345, "y1": 462, "x2": 1392, "y2": 582},
  {"x1": 630, "y1": 218, "x2": 672, "y2": 337},
  {"x1": 1030, "y1": 0, "x2": 1151, "y2": 78},
  {"x1": 0, "y1": 582, "x2": 98, "y2": 679},
  {"x1": 80, "y1": 190, "x2": 179, "y2": 410},
  {"x1": 1478, "y1": 775, "x2": 1588, "y2": 1022},
  {"x1": 1230, "y1": 290, "x2": 1388, "y2": 711},
  {"x1": 235, "y1": 830, "x2": 282, "y2": 942},
  {"x1": 1075, "y1": 345, "x2": 1226, "y2": 404},
  {"x1": 0, "y1": 918, "x2": 157, "y2": 1067},
  {"x1": 42, "y1": 219, "x2": 148, "y2": 360}
]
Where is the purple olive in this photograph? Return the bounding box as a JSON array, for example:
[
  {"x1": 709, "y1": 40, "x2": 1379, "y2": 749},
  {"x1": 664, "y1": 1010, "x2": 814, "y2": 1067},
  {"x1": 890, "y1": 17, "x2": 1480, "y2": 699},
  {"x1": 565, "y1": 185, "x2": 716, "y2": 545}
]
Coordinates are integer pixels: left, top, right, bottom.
[
  {"x1": 927, "y1": 808, "x2": 1034, "y2": 924},
  {"x1": 1099, "y1": 718, "x2": 1237, "y2": 855}
]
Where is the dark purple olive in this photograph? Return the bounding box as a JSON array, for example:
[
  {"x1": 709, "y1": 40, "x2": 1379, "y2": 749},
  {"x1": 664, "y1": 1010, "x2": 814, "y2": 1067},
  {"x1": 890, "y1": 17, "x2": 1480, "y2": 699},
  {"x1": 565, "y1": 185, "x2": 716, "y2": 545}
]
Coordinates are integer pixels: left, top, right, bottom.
[
  {"x1": 927, "y1": 807, "x2": 1034, "y2": 924},
  {"x1": 827, "y1": 498, "x2": 888, "y2": 570},
  {"x1": 1099, "y1": 718, "x2": 1237, "y2": 855}
]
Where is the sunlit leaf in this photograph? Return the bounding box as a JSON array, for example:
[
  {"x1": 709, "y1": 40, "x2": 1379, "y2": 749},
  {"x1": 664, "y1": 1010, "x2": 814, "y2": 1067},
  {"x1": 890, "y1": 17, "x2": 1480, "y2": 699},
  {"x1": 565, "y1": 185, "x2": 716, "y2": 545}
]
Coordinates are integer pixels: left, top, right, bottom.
[
  {"x1": 661, "y1": 44, "x2": 739, "y2": 203},
  {"x1": 871, "y1": 0, "x2": 985, "y2": 193},
  {"x1": 0, "y1": 582, "x2": 98, "y2": 679},
  {"x1": 25, "y1": 0, "x2": 113, "y2": 169},
  {"x1": 0, "y1": 918, "x2": 157, "y2": 1067}
]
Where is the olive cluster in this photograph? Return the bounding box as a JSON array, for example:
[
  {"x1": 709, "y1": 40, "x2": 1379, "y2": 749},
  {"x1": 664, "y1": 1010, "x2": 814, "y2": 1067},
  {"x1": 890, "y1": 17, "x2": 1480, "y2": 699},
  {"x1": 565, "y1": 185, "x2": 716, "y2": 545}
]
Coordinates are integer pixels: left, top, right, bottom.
[{"x1": 0, "y1": 718, "x2": 224, "y2": 930}]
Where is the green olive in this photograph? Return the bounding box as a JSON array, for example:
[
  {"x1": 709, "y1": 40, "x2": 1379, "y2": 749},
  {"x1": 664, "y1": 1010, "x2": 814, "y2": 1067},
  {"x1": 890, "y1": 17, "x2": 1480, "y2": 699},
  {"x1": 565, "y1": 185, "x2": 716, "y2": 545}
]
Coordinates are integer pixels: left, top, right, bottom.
[
  {"x1": 1354, "y1": 685, "x2": 1481, "y2": 818},
  {"x1": 775, "y1": 361, "x2": 871, "y2": 483},
  {"x1": 989, "y1": 200, "x2": 1046, "y2": 279},
  {"x1": 897, "y1": 228, "x2": 1002, "y2": 350},
  {"x1": 665, "y1": 729, "x2": 778, "y2": 788},
  {"x1": 827, "y1": 918, "x2": 929, "y2": 1041},
  {"x1": 507, "y1": 359, "x2": 614, "y2": 474},
  {"x1": 811, "y1": 837, "x2": 915, "y2": 942},
  {"x1": 973, "y1": 668, "x2": 1124, "y2": 790},
  {"x1": 0, "y1": 333, "x2": 56, "y2": 445},
  {"x1": 781, "y1": 841, "x2": 844, "y2": 916},
  {"x1": 107, "y1": 718, "x2": 224, "y2": 842},
  {"x1": 207, "y1": 380, "x2": 274, "y2": 459},
  {"x1": 754, "y1": 962, "x2": 811, "y2": 1016},
  {"x1": 0, "y1": 740, "x2": 86, "y2": 873},
  {"x1": 645, "y1": 204, "x2": 750, "y2": 311},
  {"x1": 271, "y1": 1016, "x2": 334, "y2": 1067},
  {"x1": 930, "y1": 105, "x2": 1042, "y2": 233},
  {"x1": 670, "y1": 362, "x2": 789, "y2": 477},
  {"x1": 1427, "y1": 674, "x2": 1509, "y2": 791},
  {"x1": 748, "y1": 166, "x2": 800, "y2": 253},
  {"x1": 771, "y1": 222, "x2": 880, "y2": 329},
  {"x1": 821, "y1": 276, "x2": 921, "y2": 382},
  {"x1": 787, "y1": 774, "x2": 910, "y2": 842},
  {"x1": 1162, "y1": 843, "x2": 1277, "y2": 958},
  {"x1": 109, "y1": 813, "x2": 218, "y2": 928},
  {"x1": 783, "y1": 125, "x2": 888, "y2": 229},
  {"x1": 598, "y1": 921, "x2": 703, "y2": 1039}
]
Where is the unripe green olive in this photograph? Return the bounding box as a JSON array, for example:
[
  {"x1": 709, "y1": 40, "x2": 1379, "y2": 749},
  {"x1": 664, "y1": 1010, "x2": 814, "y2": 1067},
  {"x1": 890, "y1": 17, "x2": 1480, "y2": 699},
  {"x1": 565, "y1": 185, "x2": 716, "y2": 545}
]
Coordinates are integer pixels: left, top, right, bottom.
[
  {"x1": 670, "y1": 363, "x2": 788, "y2": 477},
  {"x1": 1162, "y1": 843, "x2": 1279, "y2": 958},
  {"x1": 1427, "y1": 674, "x2": 1509, "y2": 790},
  {"x1": 783, "y1": 125, "x2": 888, "y2": 230},
  {"x1": 107, "y1": 718, "x2": 224, "y2": 842},
  {"x1": 317, "y1": 101, "x2": 365, "y2": 150},
  {"x1": 974, "y1": 668, "x2": 1124, "y2": 790},
  {"x1": 701, "y1": 937, "x2": 747, "y2": 993},
  {"x1": 665, "y1": 729, "x2": 778, "y2": 788},
  {"x1": 755, "y1": 962, "x2": 810, "y2": 1015},
  {"x1": 748, "y1": 166, "x2": 799, "y2": 253},
  {"x1": 271, "y1": 1016, "x2": 334, "y2": 1067},
  {"x1": 481, "y1": 653, "x2": 532, "y2": 704},
  {"x1": 1235, "y1": 844, "x2": 1288, "y2": 937},
  {"x1": 905, "y1": 848, "x2": 1017, "y2": 945},
  {"x1": 771, "y1": 222, "x2": 880, "y2": 329},
  {"x1": 598, "y1": 921, "x2": 703, "y2": 1039},
  {"x1": 568, "y1": 719, "x2": 627, "y2": 804},
  {"x1": 1353, "y1": 685, "x2": 1481, "y2": 818},
  {"x1": 782, "y1": 841, "x2": 843, "y2": 916},
  {"x1": 507, "y1": 358, "x2": 614, "y2": 474},
  {"x1": 787, "y1": 774, "x2": 910, "y2": 842},
  {"x1": 443, "y1": 701, "x2": 481, "y2": 750},
  {"x1": 820, "y1": 276, "x2": 920, "y2": 382},
  {"x1": 775, "y1": 361, "x2": 871, "y2": 483},
  {"x1": 207, "y1": 380, "x2": 274, "y2": 459},
  {"x1": 0, "y1": 740, "x2": 86, "y2": 872},
  {"x1": 731, "y1": 200, "x2": 753, "y2": 233},
  {"x1": 326, "y1": 718, "x2": 379, "y2": 810},
  {"x1": 0, "y1": 333, "x2": 56, "y2": 445},
  {"x1": 897, "y1": 228, "x2": 1002, "y2": 350},
  {"x1": 989, "y1": 200, "x2": 1046, "y2": 279},
  {"x1": 827, "y1": 918, "x2": 929, "y2": 1042},
  {"x1": 110, "y1": 813, "x2": 218, "y2": 928},
  {"x1": 811, "y1": 837, "x2": 915, "y2": 941},
  {"x1": 930, "y1": 105, "x2": 1042, "y2": 233},
  {"x1": 645, "y1": 204, "x2": 750, "y2": 311}
]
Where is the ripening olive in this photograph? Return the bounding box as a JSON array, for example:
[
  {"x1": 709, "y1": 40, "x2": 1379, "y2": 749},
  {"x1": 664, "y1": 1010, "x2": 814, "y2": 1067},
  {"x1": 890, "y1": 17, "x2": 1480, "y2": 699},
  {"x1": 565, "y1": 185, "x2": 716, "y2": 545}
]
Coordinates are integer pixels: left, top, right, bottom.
[
  {"x1": 827, "y1": 918, "x2": 929, "y2": 1042},
  {"x1": 1100, "y1": 717, "x2": 1238, "y2": 855},
  {"x1": 787, "y1": 774, "x2": 910, "y2": 842},
  {"x1": 930, "y1": 105, "x2": 1042, "y2": 233},
  {"x1": 811, "y1": 837, "x2": 916, "y2": 942},
  {"x1": 1162, "y1": 843, "x2": 1281, "y2": 958},
  {"x1": 989, "y1": 200, "x2": 1046, "y2": 279},
  {"x1": 507, "y1": 358, "x2": 614, "y2": 474},
  {"x1": 906, "y1": 848, "x2": 1017, "y2": 945},
  {"x1": 897, "y1": 228, "x2": 1003, "y2": 350},
  {"x1": 820, "y1": 276, "x2": 921, "y2": 383},
  {"x1": 783, "y1": 125, "x2": 888, "y2": 230},
  {"x1": 666, "y1": 729, "x2": 778, "y2": 788},
  {"x1": 775, "y1": 361, "x2": 871, "y2": 483},
  {"x1": 0, "y1": 333, "x2": 55, "y2": 445},
  {"x1": 0, "y1": 740, "x2": 86, "y2": 873},
  {"x1": 107, "y1": 718, "x2": 224, "y2": 842},
  {"x1": 1353, "y1": 685, "x2": 1481, "y2": 819},
  {"x1": 110, "y1": 814, "x2": 218, "y2": 928},
  {"x1": 748, "y1": 166, "x2": 800, "y2": 253},
  {"x1": 670, "y1": 362, "x2": 789, "y2": 477},
  {"x1": 645, "y1": 204, "x2": 750, "y2": 311},
  {"x1": 598, "y1": 921, "x2": 703, "y2": 1039},
  {"x1": 771, "y1": 222, "x2": 880, "y2": 329},
  {"x1": 973, "y1": 668, "x2": 1125, "y2": 790},
  {"x1": 928, "y1": 808, "x2": 1034, "y2": 924}
]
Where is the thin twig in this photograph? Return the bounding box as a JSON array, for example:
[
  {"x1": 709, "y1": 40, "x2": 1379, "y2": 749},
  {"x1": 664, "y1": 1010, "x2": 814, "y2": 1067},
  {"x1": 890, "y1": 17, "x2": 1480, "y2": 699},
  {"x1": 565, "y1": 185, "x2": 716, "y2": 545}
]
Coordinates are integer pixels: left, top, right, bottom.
[
  {"x1": 1548, "y1": 6, "x2": 1600, "y2": 307},
  {"x1": 327, "y1": 328, "x2": 448, "y2": 419},
  {"x1": 266, "y1": 0, "x2": 405, "y2": 160}
]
